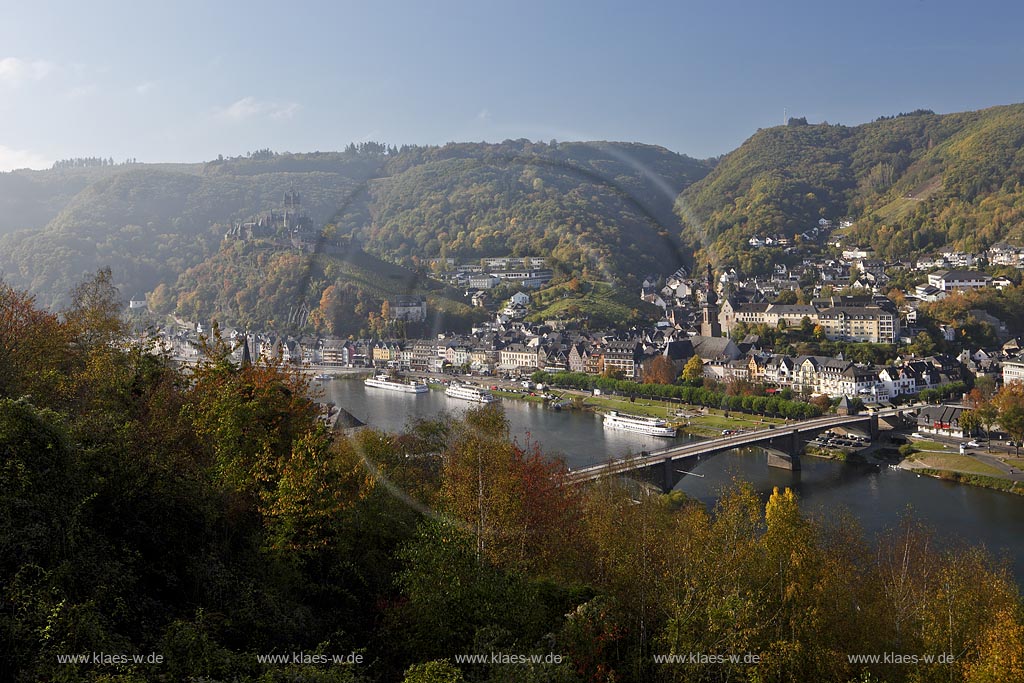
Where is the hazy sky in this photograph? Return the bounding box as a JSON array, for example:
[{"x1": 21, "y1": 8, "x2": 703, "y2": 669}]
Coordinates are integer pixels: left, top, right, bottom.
[{"x1": 1, "y1": 0, "x2": 1022, "y2": 171}]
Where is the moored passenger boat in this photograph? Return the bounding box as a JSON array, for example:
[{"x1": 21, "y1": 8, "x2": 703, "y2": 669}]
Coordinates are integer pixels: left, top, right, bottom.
[
  {"x1": 602, "y1": 410, "x2": 677, "y2": 437},
  {"x1": 445, "y1": 382, "x2": 500, "y2": 403},
  {"x1": 364, "y1": 374, "x2": 429, "y2": 394}
]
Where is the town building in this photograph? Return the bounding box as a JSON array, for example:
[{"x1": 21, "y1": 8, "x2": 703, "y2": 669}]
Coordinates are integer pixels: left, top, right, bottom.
[
  {"x1": 817, "y1": 306, "x2": 899, "y2": 344},
  {"x1": 602, "y1": 340, "x2": 642, "y2": 379},
  {"x1": 927, "y1": 270, "x2": 992, "y2": 292},
  {"x1": 1003, "y1": 359, "x2": 1024, "y2": 385},
  {"x1": 498, "y1": 343, "x2": 539, "y2": 373},
  {"x1": 481, "y1": 256, "x2": 547, "y2": 270},
  {"x1": 321, "y1": 339, "x2": 353, "y2": 366},
  {"x1": 491, "y1": 269, "x2": 554, "y2": 288},
  {"x1": 388, "y1": 296, "x2": 427, "y2": 322},
  {"x1": 468, "y1": 274, "x2": 502, "y2": 289},
  {"x1": 917, "y1": 404, "x2": 971, "y2": 438}
]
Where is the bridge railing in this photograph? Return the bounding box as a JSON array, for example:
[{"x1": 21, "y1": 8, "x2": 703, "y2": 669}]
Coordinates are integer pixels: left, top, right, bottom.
[{"x1": 567, "y1": 411, "x2": 892, "y2": 483}]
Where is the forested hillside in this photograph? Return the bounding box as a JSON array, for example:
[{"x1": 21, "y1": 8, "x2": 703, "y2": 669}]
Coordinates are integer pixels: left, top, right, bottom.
[
  {"x1": 0, "y1": 142, "x2": 710, "y2": 314},
  {"x1": 678, "y1": 104, "x2": 1024, "y2": 269},
  {"x1": 166, "y1": 239, "x2": 485, "y2": 337},
  {"x1": 7, "y1": 104, "x2": 1024, "y2": 320},
  {"x1": 0, "y1": 165, "x2": 126, "y2": 236},
  {"x1": 0, "y1": 153, "x2": 388, "y2": 309},
  {"x1": 336, "y1": 140, "x2": 710, "y2": 281}
]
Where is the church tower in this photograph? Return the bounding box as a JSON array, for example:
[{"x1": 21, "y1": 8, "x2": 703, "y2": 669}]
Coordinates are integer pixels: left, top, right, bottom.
[
  {"x1": 240, "y1": 335, "x2": 253, "y2": 367},
  {"x1": 700, "y1": 263, "x2": 722, "y2": 337}
]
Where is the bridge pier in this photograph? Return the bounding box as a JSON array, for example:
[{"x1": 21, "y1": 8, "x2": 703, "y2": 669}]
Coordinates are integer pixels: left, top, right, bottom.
[
  {"x1": 765, "y1": 449, "x2": 801, "y2": 470},
  {"x1": 765, "y1": 430, "x2": 802, "y2": 470}
]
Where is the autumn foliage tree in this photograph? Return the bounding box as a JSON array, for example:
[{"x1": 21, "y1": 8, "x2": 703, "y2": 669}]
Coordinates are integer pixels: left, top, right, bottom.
[
  {"x1": 995, "y1": 381, "x2": 1024, "y2": 454},
  {"x1": 642, "y1": 354, "x2": 678, "y2": 385},
  {"x1": 5, "y1": 270, "x2": 1024, "y2": 683},
  {"x1": 0, "y1": 282, "x2": 71, "y2": 401},
  {"x1": 440, "y1": 404, "x2": 581, "y2": 578},
  {"x1": 964, "y1": 607, "x2": 1024, "y2": 682},
  {"x1": 179, "y1": 337, "x2": 375, "y2": 551},
  {"x1": 962, "y1": 387, "x2": 995, "y2": 446},
  {"x1": 682, "y1": 354, "x2": 705, "y2": 381},
  {"x1": 62, "y1": 266, "x2": 125, "y2": 352}
]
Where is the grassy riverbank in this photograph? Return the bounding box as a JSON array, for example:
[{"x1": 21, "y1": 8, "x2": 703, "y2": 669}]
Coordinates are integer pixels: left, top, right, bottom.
[
  {"x1": 540, "y1": 391, "x2": 790, "y2": 436},
  {"x1": 907, "y1": 439, "x2": 956, "y2": 453},
  {"x1": 906, "y1": 452, "x2": 1004, "y2": 477},
  {"x1": 899, "y1": 437, "x2": 1024, "y2": 494},
  {"x1": 804, "y1": 445, "x2": 851, "y2": 462},
  {"x1": 912, "y1": 468, "x2": 1023, "y2": 494}
]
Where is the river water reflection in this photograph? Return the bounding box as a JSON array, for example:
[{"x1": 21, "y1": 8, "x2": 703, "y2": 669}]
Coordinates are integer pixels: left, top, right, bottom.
[
  {"x1": 325, "y1": 378, "x2": 1024, "y2": 582},
  {"x1": 323, "y1": 378, "x2": 676, "y2": 467}
]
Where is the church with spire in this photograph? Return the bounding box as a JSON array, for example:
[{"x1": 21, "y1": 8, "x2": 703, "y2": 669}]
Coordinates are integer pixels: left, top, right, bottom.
[
  {"x1": 700, "y1": 263, "x2": 722, "y2": 338},
  {"x1": 659, "y1": 262, "x2": 742, "y2": 372}
]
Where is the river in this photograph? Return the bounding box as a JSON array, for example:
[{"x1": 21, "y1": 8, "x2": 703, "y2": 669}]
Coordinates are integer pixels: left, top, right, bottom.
[
  {"x1": 322, "y1": 377, "x2": 671, "y2": 467},
  {"x1": 324, "y1": 377, "x2": 1024, "y2": 582}
]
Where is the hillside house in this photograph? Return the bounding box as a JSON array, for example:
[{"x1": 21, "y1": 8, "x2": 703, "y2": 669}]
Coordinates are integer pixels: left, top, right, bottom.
[
  {"x1": 927, "y1": 270, "x2": 992, "y2": 292},
  {"x1": 388, "y1": 296, "x2": 427, "y2": 322}
]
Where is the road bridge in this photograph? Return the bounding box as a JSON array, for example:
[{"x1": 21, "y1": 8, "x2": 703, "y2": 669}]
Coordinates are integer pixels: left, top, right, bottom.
[{"x1": 567, "y1": 408, "x2": 911, "y2": 492}]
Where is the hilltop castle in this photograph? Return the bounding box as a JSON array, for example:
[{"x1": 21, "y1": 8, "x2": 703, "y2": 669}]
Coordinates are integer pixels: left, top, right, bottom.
[{"x1": 224, "y1": 191, "x2": 317, "y2": 251}]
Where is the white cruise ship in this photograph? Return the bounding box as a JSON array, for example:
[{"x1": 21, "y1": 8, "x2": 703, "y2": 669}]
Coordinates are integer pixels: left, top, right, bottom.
[
  {"x1": 602, "y1": 411, "x2": 677, "y2": 437},
  {"x1": 445, "y1": 382, "x2": 500, "y2": 403},
  {"x1": 364, "y1": 374, "x2": 429, "y2": 394}
]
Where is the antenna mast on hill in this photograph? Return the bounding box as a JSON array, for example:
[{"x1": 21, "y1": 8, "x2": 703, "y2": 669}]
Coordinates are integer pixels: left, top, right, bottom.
[{"x1": 783, "y1": 107, "x2": 787, "y2": 125}]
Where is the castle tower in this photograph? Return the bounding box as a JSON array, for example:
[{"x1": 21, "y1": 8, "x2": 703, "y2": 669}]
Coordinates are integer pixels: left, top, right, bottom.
[
  {"x1": 283, "y1": 191, "x2": 302, "y2": 229},
  {"x1": 700, "y1": 263, "x2": 722, "y2": 337}
]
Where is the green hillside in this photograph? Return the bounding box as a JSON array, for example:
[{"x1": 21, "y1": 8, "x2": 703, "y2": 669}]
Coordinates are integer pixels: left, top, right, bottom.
[
  {"x1": 0, "y1": 152, "x2": 387, "y2": 308},
  {"x1": 677, "y1": 104, "x2": 1024, "y2": 269},
  {"x1": 7, "y1": 104, "x2": 1024, "y2": 320},
  {"x1": 336, "y1": 139, "x2": 711, "y2": 282},
  {"x1": 167, "y1": 238, "x2": 485, "y2": 337},
  {"x1": 0, "y1": 142, "x2": 709, "y2": 311},
  {"x1": 0, "y1": 165, "x2": 129, "y2": 236},
  {"x1": 525, "y1": 280, "x2": 660, "y2": 328}
]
